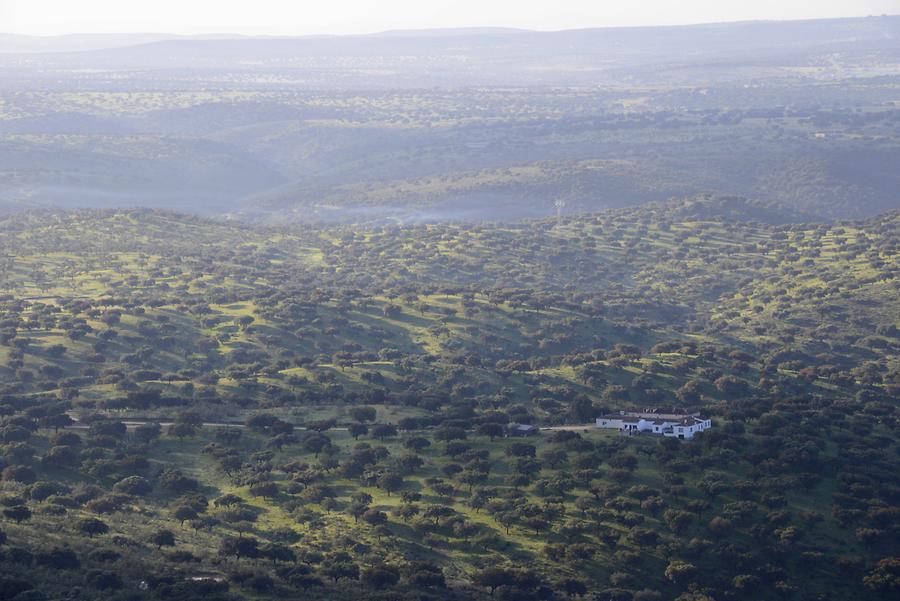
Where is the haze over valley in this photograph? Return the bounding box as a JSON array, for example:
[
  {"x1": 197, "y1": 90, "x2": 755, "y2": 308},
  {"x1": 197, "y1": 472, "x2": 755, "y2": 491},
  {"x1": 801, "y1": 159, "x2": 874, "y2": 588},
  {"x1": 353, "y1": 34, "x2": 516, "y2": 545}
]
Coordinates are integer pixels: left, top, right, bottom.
[
  {"x1": 1, "y1": 16, "x2": 899, "y2": 222},
  {"x1": 0, "y1": 6, "x2": 898, "y2": 601}
]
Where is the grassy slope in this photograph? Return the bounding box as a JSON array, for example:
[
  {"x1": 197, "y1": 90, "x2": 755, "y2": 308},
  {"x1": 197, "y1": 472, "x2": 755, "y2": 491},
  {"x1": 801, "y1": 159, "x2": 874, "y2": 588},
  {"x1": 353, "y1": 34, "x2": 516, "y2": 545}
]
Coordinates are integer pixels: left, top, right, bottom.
[{"x1": 0, "y1": 204, "x2": 896, "y2": 599}]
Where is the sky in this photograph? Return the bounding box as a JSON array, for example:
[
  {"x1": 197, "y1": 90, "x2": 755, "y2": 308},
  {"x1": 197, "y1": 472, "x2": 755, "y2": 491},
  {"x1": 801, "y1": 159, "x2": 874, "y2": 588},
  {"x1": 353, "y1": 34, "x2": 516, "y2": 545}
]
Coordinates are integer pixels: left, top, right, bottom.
[{"x1": 1, "y1": 0, "x2": 898, "y2": 36}]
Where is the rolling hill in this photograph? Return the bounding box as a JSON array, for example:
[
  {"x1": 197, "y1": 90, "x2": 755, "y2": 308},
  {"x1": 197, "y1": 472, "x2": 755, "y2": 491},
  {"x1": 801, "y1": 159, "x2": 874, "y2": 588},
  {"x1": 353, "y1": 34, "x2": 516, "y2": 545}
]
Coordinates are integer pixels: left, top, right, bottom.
[{"x1": 0, "y1": 202, "x2": 896, "y2": 600}]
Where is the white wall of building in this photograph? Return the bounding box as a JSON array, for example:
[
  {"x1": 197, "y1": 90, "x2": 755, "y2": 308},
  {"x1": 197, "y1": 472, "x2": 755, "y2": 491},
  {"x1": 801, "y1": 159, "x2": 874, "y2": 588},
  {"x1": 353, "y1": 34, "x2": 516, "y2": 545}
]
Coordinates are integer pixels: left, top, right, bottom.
[{"x1": 596, "y1": 416, "x2": 711, "y2": 439}]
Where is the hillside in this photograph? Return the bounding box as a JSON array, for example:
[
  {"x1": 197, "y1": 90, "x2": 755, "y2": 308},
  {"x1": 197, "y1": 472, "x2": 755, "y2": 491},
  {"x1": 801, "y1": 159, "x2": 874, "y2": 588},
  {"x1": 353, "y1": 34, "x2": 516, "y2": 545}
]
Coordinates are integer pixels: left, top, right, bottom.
[
  {"x1": 0, "y1": 203, "x2": 896, "y2": 600},
  {"x1": 1, "y1": 17, "x2": 899, "y2": 222},
  {"x1": 6, "y1": 17, "x2": 898, "y2": 86}
]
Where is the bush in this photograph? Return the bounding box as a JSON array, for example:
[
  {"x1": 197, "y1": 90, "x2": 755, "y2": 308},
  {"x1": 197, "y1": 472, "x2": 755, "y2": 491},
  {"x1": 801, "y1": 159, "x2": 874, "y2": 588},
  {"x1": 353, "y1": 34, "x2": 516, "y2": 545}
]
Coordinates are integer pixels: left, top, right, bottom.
[
  {"x1": 36, "y1": 548, "x2": 80, "y2": 570},
  {"x1": 84, "y1": 570, "x2": 122, "y2": 590},
  {"x1": 113, "y1": 476, "x2": 152, "y2": 496}
]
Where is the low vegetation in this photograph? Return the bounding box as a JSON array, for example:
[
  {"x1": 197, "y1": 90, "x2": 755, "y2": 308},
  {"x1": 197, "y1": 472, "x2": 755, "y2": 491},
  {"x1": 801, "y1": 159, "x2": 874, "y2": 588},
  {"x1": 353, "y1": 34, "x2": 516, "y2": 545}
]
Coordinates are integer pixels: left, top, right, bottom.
[{"x1": 0, "y1": 200, "x2": 896, "y2": 600}]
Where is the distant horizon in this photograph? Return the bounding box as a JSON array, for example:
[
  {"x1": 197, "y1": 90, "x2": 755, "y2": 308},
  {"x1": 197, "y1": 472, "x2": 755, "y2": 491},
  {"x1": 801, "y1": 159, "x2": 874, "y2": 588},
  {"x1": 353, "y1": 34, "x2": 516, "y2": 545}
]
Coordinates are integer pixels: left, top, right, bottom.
[
  {"x1": 2, "y1": 12, "x2": 898, "y2": 40},
  {"x1": 2, "y1": 0, "x2": 898, "y2": 37}
]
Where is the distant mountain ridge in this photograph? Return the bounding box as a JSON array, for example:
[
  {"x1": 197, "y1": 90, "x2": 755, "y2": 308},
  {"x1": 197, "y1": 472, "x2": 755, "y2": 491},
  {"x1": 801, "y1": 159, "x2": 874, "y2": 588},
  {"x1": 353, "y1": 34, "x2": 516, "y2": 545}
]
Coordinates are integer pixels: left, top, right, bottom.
[
  {"x1": 0, "y1": 15, "x2": 897, "y2": 224},
  {"x1": 4, "y1": 15, "x2": 899, "y2": 47},
  {"x1": 0, "y1": 32, "x2": 251, "y2": 54},
  {"x1": 2, "y1": 15, "x2": 897, "y2": 61}
]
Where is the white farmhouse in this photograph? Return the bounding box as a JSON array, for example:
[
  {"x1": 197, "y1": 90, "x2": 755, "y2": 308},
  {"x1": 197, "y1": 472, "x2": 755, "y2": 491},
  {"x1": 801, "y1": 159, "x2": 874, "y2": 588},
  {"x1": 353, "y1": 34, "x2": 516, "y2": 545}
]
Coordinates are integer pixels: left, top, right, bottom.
[{"x1": 596, "y1": 408, "x2": 711, "y2": 440}]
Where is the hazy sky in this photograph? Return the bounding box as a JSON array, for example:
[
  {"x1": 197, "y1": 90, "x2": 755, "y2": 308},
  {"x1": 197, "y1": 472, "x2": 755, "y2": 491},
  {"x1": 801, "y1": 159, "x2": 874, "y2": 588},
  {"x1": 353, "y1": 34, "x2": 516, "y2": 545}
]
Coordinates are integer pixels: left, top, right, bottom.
[{"x1": 2, "y1": 0, "x2": 898, "y2": 36}]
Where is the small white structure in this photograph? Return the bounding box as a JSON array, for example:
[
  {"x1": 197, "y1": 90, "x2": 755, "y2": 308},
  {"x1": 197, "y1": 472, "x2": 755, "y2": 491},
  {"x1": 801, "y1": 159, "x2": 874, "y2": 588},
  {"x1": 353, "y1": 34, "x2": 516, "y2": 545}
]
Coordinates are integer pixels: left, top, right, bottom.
[
  {"x1": 596, "y1": 408, "x2": 711, "y2": 440},
  {"x1": 508, "y1": 423, "x2": 540, "y2": 437}
]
